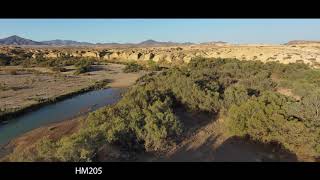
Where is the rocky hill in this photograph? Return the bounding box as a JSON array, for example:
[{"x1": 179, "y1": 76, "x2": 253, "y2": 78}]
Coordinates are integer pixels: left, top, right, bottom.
[
  {"x1": 0, "y1": 35, "x2": 44, "y2": 45},
  {"x1": 0, "y1": 36, "x2": 194, "y2": 47}
]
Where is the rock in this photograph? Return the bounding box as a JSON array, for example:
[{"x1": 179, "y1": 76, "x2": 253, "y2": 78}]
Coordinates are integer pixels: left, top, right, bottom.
[
  {"x1": 110, "y1": 52, "x2": 120, "y2": 59},
  {"x1": 142, "y1": 53, "x2": 155, "y2": 61},
  {"x1": 153, "y1": 54, "x2": 165, "y2": 62},
  {"x1": 82, "y1": 51, "x2": 98, "y2": 58},
  {"x1": 43, "y1": 52, "x2": 59, "y2": 58}
]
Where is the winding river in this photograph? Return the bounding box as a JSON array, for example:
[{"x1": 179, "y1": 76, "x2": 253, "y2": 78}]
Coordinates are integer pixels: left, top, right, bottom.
[{"x1": 0, "y1": 88, "x2": 124, "y2": 146}]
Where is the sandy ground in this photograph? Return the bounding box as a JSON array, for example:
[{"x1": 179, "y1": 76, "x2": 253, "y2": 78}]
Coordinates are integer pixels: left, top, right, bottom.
[
  {"x1": 161, "y1": 118, "x2": 301, "y2": 162},
  {"x1": 0, "y1": 63, "x2": 146, "y2": 115},
  {"x1": 139, "y1": 109, "x2": 306, "y2": 162}
]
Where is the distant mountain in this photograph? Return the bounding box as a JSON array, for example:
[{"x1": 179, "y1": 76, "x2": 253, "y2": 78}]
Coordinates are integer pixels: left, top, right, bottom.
[
  {"x1": 0, "y1": 36, "x2": 194, "y2": 47},
  {"x1": 41, "y1": 39, "x2": 94, "y2": 46},
  {"x1": 139, "y1": 40, "x2": 163, "y2": 45},
  {"x1": 285, "y1": 40, "x2": 320, "y2": 45},
  {"x1": 0, "y1": 35, "x2": 44, "y2": 45},
  {"x1": 138, "y1": 39, "x2": 194, "y2": 46}
]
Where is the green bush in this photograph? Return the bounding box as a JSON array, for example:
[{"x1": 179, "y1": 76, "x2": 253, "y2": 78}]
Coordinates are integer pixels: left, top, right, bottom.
[
  {"x1": 10, "y1": 57, "x2": 320, "y2": 161},
  {"x1": 74, "y1": 65, "x2": 91, "y2": 75},
  {"x1": 222, "y1": 85, "x2": 250, "y2": 110},
  {"x1": 123, "y1": 62, "x2": 143, "y2": 73},
  {"x1": 0, "y1": 54, "x2": 11, "y2": 66},
  {"x1": 287, "y1": 92, "x2": 320, "y2": 130},
  {"x1": 226, "y1": 91, "x2": 320, "y2": 157},
  {"x1": 146, "y1": 60, "x2": 162, "y2": 71}
]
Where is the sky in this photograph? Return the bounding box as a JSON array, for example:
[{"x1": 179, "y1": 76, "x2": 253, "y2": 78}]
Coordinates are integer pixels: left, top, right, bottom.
[{"x1": 0, "y1": 19, "x2": 319, "y2": 44}]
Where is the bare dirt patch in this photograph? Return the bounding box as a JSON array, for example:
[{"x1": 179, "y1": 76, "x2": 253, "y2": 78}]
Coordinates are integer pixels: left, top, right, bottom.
[
  {"x1": 161, "y1": 118, "x2": 300, "y2": 162},
  {"x1": 276, "y1": 87, "x2": 301, "y2": 100}
]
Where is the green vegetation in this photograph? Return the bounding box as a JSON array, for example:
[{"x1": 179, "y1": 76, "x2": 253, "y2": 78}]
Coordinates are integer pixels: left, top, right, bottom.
[
  {"x1": 226, "y1": 91, "x2": 320, "y2": 156},
  {"x1": 5, "y1": 55, "x2": 95, "y2": 74},
  {"x1": 0, "y1": 55, "x2": 10, "y2": 66},
  {"x1": 4, "y1": 55, "x2": 95, "y2": 74},
  {"x1": 123, "y1": 62, "x2": 144, "y2": 73},
  {"x1": 146, "y1": 60, "x2": 162, "y2": 71},
  {"x1": 7, "y1": 57, "x2": 320, "y2": 161},
  {"x1": 73, "y1": 59, "x2": 93, "y2": 75}
]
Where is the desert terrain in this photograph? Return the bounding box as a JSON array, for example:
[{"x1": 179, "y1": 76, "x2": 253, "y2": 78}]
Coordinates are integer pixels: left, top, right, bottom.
[
  {"x1": 1, "y1": 40, "x2": 320, "y2": 162},
  {"x1": 2, "y1": 41, "x2": 320, "y2": 66}
]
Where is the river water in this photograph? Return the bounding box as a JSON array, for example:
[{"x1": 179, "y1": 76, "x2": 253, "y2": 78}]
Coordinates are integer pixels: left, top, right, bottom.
[{"x1": 0, "y1": 88, "x2": 124, "y2": 145}]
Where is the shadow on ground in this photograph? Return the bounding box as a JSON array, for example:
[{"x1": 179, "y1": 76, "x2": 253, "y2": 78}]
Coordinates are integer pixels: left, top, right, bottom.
[{"x1": 166, "y1": 134, "x2": 298, "y2": 162}]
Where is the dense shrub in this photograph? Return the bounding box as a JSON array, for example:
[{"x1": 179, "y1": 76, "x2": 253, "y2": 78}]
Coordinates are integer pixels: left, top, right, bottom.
[
  {"x1": 9, "y1": 88, "x2": 183, "y2": 161},
  {"x1": 123, "y1": 62, "x2": 143, "y2": 73},
  {"x1": 19, "y1": 57, "x2": 96, "y2": 68},
  {"x1": 9, "y1": 57, "x2": 320, "y2": 161},
  {"x1": 146, "y1": 60, "x2": 162, "y2": 71},
  {"x1": 73, "y1": 59, "x2": 93, "y2": 75},
  {"x1": 222, "y1": 85, "x2": 250, "y2": 110},
  {"x1": 0, "y1": 54, "x2": 11, "y2": 66},
  {"x1": 287, "y1": 92, "x2": 320, "y2": 130},
  {"x1": 226, "y1": 91, "x2": 320, "y2": 156},
  {"x1": 74, "y1": 65, "x2": 91, "y2": 75}
]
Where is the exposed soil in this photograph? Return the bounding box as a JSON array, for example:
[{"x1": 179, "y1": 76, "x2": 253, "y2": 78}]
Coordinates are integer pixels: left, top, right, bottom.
[
  {"x1": 135, "y1": 109, "x2": 304, "y2": 162},
  {"x1": 161, "y1": 118, "x2": 300, "y2": 162}
]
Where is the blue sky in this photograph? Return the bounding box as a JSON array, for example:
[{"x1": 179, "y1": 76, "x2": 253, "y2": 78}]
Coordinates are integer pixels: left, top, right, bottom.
[{"x1": 0, "y1": 19, "x2": 319, "y2": 44}]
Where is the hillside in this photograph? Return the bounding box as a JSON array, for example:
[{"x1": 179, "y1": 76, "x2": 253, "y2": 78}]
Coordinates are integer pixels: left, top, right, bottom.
[
  {"x1": 0, "y1": 36, "x2": 194, "y2": 47},
  {"x1": 0, "y1": 35, "x2": 44, "y2": 45}
]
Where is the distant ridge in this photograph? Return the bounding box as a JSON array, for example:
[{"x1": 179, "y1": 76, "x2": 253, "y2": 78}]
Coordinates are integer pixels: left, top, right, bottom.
[
  {"x1": 137, "y1": 39, "x2": 194, "y2": 46},
  {"x1": 0, "y1": 35, "x2": 196, "y2": 47},
  {"x1": 285, "y1": 40, "x2": 320, "y2": 45},
  {"x1": 0, "y1": 35, "x2": 44, "y2": 45}
]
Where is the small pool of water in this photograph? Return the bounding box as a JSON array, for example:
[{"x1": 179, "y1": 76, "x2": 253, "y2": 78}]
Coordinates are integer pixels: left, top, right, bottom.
[{"x1": 0, "y1": 88, "x2": 124, "y2": 145}]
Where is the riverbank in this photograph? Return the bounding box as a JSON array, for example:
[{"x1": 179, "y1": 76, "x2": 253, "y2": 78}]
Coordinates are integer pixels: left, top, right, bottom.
[
  {"x1": 0, "y1": 116, "x2": 84, "y2": 161},
  {"x1": 0, "y1": 63, "x2": 147, "y2": 122},
  {"x1": 0, "y1": 64, "x2": 147, "y2": 160}
]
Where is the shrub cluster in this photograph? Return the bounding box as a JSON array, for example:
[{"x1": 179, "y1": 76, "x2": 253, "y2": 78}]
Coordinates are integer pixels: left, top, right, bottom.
[
  {"x1": 9, "y1": 57, "x2": 320, "y2": 161},
  {"x1": 123, "y1": 62, "x2": 144, "y2": 73}
]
